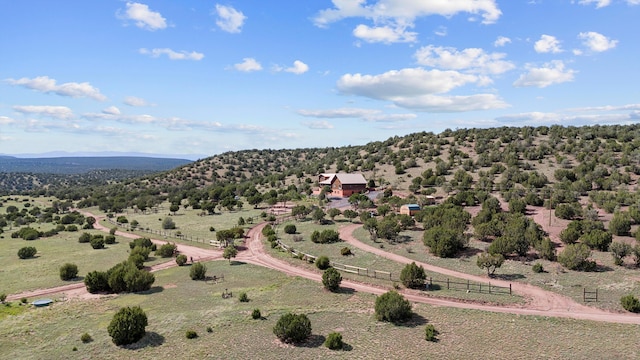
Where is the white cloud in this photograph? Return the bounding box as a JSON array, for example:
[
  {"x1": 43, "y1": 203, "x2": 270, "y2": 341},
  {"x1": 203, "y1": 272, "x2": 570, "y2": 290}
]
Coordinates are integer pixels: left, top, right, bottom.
[
  {"x1": 578, "y1": 0, "x2": 611, "y2": 8},
  {"x1": 353, "y1": 24, "x2": 417, "y2": 44},
  {"x1": 6, "y1": 76, "x2": 107, "y2": 101},
  {"x1": 338, "y1": 68, "x2": 480, "y2": 99},
  {"x1": 513, "y1": 60, "x2": 576, "y2": 88},
  {"x1": 627, "y1": 0, "x2": 640, "y2": 4},
  {"x1": 578, "y1": 31, "x2": 618, "y2": 52},
  {"x1": 302, "y1": 120, "x2": 334, "y2": 129},
  {"x1": 414, "y1": 45, "x2": 515, "y2": 74},
  {"x1": 102, "y1": 106, "x2": 121, "y2": 115},
  {"x1": 0, "y1": 116, "x2": 15, "y2": 125},
  {"x1": 278, "y1": 60, "x2": 309, "y2": 75},
  {"x1": 214, "y1": 4, "x2": 246, "y2": 33},
  {"x1": 314, "y1": 0, "x2": 502, "y2": 26},
  {"x1": 124, "y1": 96, "x2": 151, "y2": 107},
  {"x1": 234, "y1": 58, "x2": 262, "y2": 72},
  {"x1": 298, "y1": 108, "x2": 416, "y2": 122},
  {"x1": 534, "y1": 34, "x2": 563, "y2": 53},
  {"x1": 119, "y1": 2, "x2": 167, "y2": 31},
  {"x1": 139, "y1": 48, "x2": 204, "y2": 61},
  {"x1": 434, "y1": 26, "x2": 447, "y2": 37},
  {"x1": 494, "y1": 36, "x2": 511, "y2": 47},
  {"x1": 392, "y1": 94, "x2": 509, "y2": 112},
  {"x1": 13, "y1": 105, "x2": 74, "y2": 119}
]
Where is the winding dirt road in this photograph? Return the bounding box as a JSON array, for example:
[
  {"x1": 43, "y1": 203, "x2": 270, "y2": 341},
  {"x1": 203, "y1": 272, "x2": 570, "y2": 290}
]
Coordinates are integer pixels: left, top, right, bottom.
[{"x1": 8, "y1": 213, "x2": 640, "y2": 324}]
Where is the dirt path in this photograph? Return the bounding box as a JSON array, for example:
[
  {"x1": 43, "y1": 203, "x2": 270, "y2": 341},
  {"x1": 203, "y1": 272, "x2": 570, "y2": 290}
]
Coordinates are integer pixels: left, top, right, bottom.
[{"x1": 10, "y1": 212, "x2": 640, "y2": 324}]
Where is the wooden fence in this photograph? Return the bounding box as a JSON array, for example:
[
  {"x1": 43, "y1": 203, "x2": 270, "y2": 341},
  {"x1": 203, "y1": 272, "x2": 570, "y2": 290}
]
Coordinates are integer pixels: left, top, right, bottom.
[{"x1": 274, "y1": 238, "x2": 511, "y2": 296}]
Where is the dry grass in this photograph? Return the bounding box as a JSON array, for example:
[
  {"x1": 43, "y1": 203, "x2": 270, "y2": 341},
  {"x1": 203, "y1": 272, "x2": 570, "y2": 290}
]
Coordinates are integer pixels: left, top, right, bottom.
[{"x1": 2, "y1": 260, "x2": 640, "y2": 360}]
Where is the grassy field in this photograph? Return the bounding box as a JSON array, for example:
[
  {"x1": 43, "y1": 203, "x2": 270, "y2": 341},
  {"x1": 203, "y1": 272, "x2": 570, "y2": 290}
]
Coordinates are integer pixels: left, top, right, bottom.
[
  {"x1": 1, "y1": 260, "x2": 640, "y2": 359},
  {"x1": 0, "y1": 227, "x2": 141, "y2": 295},
  {"x1": 352, "y1": 226, "x2": 640, "y2": 312}
]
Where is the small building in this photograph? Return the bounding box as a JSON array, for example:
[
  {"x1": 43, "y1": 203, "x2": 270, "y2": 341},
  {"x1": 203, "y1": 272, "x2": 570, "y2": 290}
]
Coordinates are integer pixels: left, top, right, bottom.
[
  {"x1": 400, "y1": 204, "x2": 421, "y2": 216},
  {"x1": 318, "y1": 173, "x2": 367, "y2": 198},
  {"x1": 425, "y1": 196, "x2": 436, "y2": 205}
]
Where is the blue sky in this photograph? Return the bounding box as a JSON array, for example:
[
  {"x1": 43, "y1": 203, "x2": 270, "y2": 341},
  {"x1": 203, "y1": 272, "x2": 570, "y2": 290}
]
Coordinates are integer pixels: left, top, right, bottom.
[{"x1": 1, "y1": 0, "x2": 639, "y2": 160}]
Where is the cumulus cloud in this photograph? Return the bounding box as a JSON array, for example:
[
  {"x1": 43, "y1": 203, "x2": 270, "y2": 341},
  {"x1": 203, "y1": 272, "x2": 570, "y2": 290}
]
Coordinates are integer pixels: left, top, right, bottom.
[
  {"x1": 494, "y1": 36, "x2": 511, "y2": 47},
  {"x1": 5, "y1": 76, "x2": 107, "y2": 101},
  {"x1": 118, "y1": 2, "x2": 167, "y2": 31},
  {"x1": 414, "y1": 46, "x2": 515, "y2": 74},
  {"x1": 234, "y1": 58, "x2": 262, "y2": 72},
  {"x1": 214, "y1": 4, "x2": 246, "y2": 33},
  {"x1": 102, "y1": 106, "x2": 121, "y2": 115},
  {"x1": 353, "y1": 24, "x2": 417, "y2": 44},
  {"x1": 578, "y1": 0, "x2": 611, "y2": 8},
  {"x1": 124, "y1": 96, "x2": 151, "y2": 107},
  {"x1": 513, "y1": 60, "x2": 576, "y2": 88},
  {"x1": 534, "y1": 34, "x2": 563, "y2": 53},
  {"x1": 274, "y1": 60, "x2": 309, "y2": 74},
  {"x1": 314, "y1": 0, "x2": 502, "y2": 26},
  {"x1": 298, "y1": 108, "x2": 417, "y2": 122},
  {"x1": 338, "y1": 68, "x2": 480, "y2": 99},
  {"x1": 13, "y1": 105, "x2": 74, "y2": 119},
  {"x1": 336, "y1": 67, "x2": 508, "y2": 112},
  {"x1": 139, "y1": 48, "x2": 204, "y2": 60},
  {"x1": 578, "y1": 31, "x2": 618, "y2": 52}
]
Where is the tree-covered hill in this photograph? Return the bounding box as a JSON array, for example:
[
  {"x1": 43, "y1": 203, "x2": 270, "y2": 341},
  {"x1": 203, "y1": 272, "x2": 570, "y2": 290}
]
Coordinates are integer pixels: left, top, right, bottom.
[{"x1": 8, "y1": 123, "x2": 640, "y2": 217}]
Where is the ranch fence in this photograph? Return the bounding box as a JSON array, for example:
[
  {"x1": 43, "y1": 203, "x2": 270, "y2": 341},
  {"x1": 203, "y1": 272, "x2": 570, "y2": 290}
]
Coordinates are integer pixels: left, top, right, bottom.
[
  {"x1": 584, "y1": 288, "x2": 598, "y2": 302},
  {"x1": 273, "y1": 238, "x2": 512, "y2": 296}
]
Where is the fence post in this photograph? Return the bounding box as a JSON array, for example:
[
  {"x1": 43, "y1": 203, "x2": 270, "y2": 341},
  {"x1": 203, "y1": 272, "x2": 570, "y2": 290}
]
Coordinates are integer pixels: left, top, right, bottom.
[
  {"x1": 509, "y1": 284, "x2": 512, "y2": 295},
  {"x1": 596, "y1": 289, "x2": 598, "y2": 302},
  {"x1": 583, "y1": 288, "x2": 586, "y2": 302},
  {"x1": 479, "y1": 283, "x2": 481, "y2": 293},
  {"x1": 489, "y1": 282, "x2": 491, "y2": 294},
  {"x1": 447, "y1": 278, "x2": 449, "y2": 290},
  {"x1": 467, "y1": 280, "x2": 469, "y2": 291}
]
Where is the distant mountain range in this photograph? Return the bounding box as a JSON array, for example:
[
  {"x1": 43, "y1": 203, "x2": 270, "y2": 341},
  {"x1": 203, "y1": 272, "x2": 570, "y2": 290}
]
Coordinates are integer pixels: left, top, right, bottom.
[{"x1": 0, "y1": 156, "x2": 192, "y2": 174}]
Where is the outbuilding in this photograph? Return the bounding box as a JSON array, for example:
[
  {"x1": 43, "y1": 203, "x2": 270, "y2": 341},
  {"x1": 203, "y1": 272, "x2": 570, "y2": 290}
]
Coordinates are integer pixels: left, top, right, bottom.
[{"x1": 400, "y1": 204, "x2": 421, "y2": 216}]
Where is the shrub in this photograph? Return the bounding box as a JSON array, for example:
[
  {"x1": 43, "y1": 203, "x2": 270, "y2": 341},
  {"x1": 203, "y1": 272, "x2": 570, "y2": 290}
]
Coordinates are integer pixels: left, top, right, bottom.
[
  {"x1": 0, "y1": 293, "x2": 6, "y2": 303},
  {"x1": 107, "y1": 306, "x2": 148, "y2": 346},
  {"x1": 610, "y1": 242, "x2": 632, "y2": 266},
  {"x1": 610, "y1": 212, "x2": 631, "y2": 236},
  {"x1": 60, "y1": 263, "x2": 79, "y2": 280},
  {"x1": 252, "y1": 309, "x2": 262, "y2": 319},
  {"x1": 190, "y1": 262, "x2": 207, "y2": 280},
  {"x1": 324, "y1": 332, "x2": 344, "y2": 350},
  {"x1": 273, "y1": 313, "x2": 312, "y2": 344},
  {"x1": 66, "y1": 225, "x2": 78, "y2": 232},
  {"x1": 532, "y1": 263, "x2": 544, "y2": 273},
  {"x1": 17, "y1": 246, "x2": 37, "y2": 259},
  {"x1": 109, "y1": 227, "x2": 117, "y2": 235},
  {"x1": 310, "y1": 229, "x2": 340, "y2": 244},
  {"x1": 129, "y1": 237, "x2": 156, "y2": 251},
  {"x1": 84, "y1": 270, "x2": 110, "y2": 293},
  {"x1": 105, "y1": 235, "x2": 116, "y2": 244},
  {"x1": 80, "y1": 333, "x2": 92, "y2": 343},
  {"x1": 239, "y1": 292, "x2": 249, "y2": 302},
  {"x1": 284, "y1": 224, "x2": 297, "y2": 234},
  {"x1": 322, "y1": 268, "x2": 342, "y2": 292},
  {"x1": 128, "y1": 254, "x2": 146, "y2": 269},
  {"x1": 375, "y1": 290, "x2": 412, "y2": 323},
  {"x1": 155, "y1": 243, "x2": 177, "y2": 258},
  {"x1": 340, "y1": 247, "x2": 352, "y2": 256},
  {"x1": 107, "y1": 261, "x2": 155, "y2": 293},
  {"x1": 558, "y1": 243, "x2": 596, "y2": 271},
  {"x1": 423, "y1": 226, "x2": 467, "y2": 258},
  {"x1": 162, "y1": 217, "x2": 176, "y2": 230},
  {"x1": 78, "y1": 232, "x2": 91, "y2": 243},
  {"x1": 130, "y1": 246, "x2": 151, "y2": 261},
  {"x1": 400, "y1": 262, "x2": 426, "y2": 289},
  {"x1": 90, "y1": 237, "x2": 105, "y2": 249},
  {"x1": 116, "y1": 216, "x2": 128, "y2": 224},
  {"x1": 621, "y1": 294, "x2": 640, "y2": 313},
  {"x1": 176, "y1": 254, "x2": 187, "y2": 266},
  {"x1": 476, "y1": 253, "x2": 505, "y2": 276},
  {"x1": 206, "y1": 326, "x2": 213, "y2": 332},
  {"x1": 315, "y1": 256, "x2": 330, "y2": 270},
  {"x1": 581, "y1": 229, "x2": 612, "y2": 251},
  {"x1": 185, "y1": 330, "x2": 198, "y2": 339},
  {"x1": 425, "y1": 324, "x2": 439, "y2": 342}
]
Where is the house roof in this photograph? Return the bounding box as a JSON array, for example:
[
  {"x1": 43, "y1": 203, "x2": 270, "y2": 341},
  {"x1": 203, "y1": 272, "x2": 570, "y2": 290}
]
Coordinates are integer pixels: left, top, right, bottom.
[
  {"x1": 319, "y1": 173, "x2": 367, "y2": 185},
  {"x1": 334, "y1": 173, "x2": 367, "y2": 185}
]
